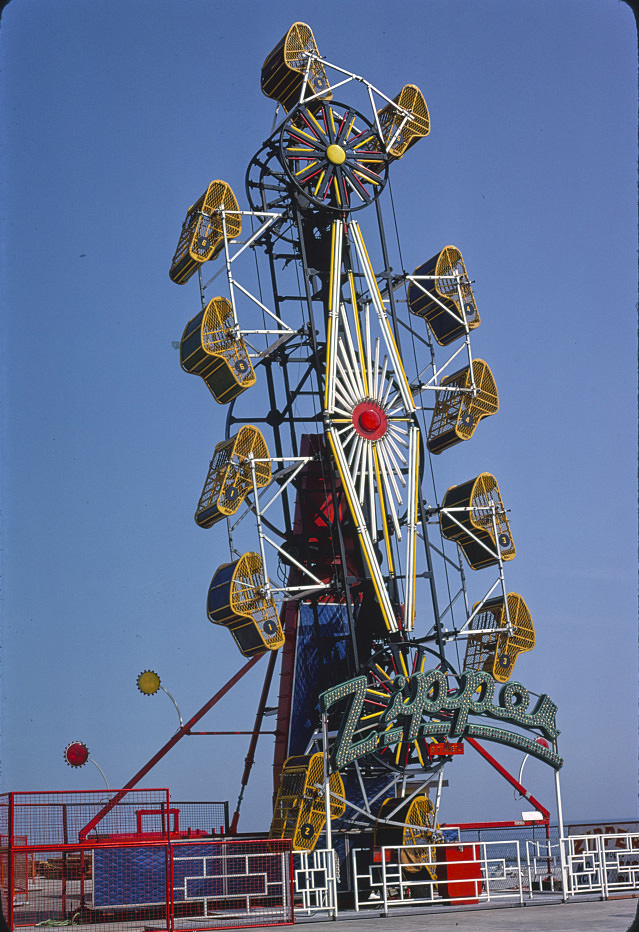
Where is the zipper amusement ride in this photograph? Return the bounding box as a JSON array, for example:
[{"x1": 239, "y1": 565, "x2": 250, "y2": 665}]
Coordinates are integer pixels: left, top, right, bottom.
[{"x1": 163, "y1": 23, "x2": 561, "y2": 862}]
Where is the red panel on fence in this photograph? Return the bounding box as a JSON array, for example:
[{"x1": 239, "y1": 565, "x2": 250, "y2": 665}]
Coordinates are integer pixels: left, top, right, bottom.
[
  {"x1": 1, "y1": 791, "x2": 293, "y2": 931},
  {"x1": 436, "y1": 844, "x2": 483, "y2": 905}
]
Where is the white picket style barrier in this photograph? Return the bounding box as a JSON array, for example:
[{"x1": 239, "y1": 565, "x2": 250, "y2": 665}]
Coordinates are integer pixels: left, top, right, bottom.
[
  {"x1": 288, "y1": 832, "x2": 639, "y2": 918},
  {"x1": 563, "y1": 831, "x2": 639, "y2": 898},
  {"x1": 351, "y1": 840, "x2": 524, "y2": 914},
  {"x1": 293, "y1": 847, "x2": 338, "y2": 918}
]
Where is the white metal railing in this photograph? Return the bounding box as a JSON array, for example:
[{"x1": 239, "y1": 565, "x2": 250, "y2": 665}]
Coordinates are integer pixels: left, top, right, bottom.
[
  {"x1": 289, "y1": 833, "x2": 639, "y2": 919},
  {"x1": 525, "y1": 839, "x2": 563, "y2": 896},
  {"x1": 293, "y1": 848, "x2": 338, "y2": 918},
  {"x1": 564, "y1": 832, "x2": 639, "y2": 898},
  {"x1": 351, "y1": 840, "x2": 524, "y2": 914}
]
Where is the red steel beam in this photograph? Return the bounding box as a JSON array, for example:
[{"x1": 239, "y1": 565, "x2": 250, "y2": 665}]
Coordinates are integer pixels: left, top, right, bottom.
[
  {"x1": 230, "y1": 648, "x2": 278, "y2": 833},
  {"x1": 465, "y1": 736, "x2": 551, "y2": 821},
  {"x1": 79, "y1": 654, "x2": 263, "y2": 840},
  {"x1": 445, "y1": 820, "x2": 547, "y2": 830},
  {"x1": 272, "y1": 598, "x2": 300, "y2": 798}
]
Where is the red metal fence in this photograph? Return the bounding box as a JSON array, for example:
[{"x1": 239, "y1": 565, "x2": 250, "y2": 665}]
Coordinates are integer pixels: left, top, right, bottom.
[{"x1": 0, "y1": 791, "x2": 293, "y2": 931}]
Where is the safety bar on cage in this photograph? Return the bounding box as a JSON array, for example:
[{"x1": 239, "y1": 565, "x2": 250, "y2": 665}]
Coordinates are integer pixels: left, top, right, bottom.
[
  {"x1": 353, "y1": 762, "x2": 426, "y2": 815},
  {"x1": 411, "y1": 341, "x2": 475, "y2": 399},
  {"x1": 449, "y1": 573, "x2": 509, "y2": 639},
  {"x1": 225, "y1": 454, "x2": 312, "y2": 561},
  {"x1": 227, "y1": 455, "x2": 313, "y2": 537},
  {"x1": 374, "y1": 771, "x2": 444, "y2": 834},
  {"x1": 414, "y1": 519, "x2": 487, "y2": 645},
  {"x1": 344, "y1": 759, "x2": 410, "y2": 820},
  {"x1": 440, "y1": 576, "x2": 508, "y2": 642},
  {"x1": 303, "y1": 729, "x2": 419, "y2": 827},
  {"x1": 311, "y1": 779, "x2": 449, "y2": 840},
  {"x1": 222, "y1": 207, "x2": 297, "y2": 344}
]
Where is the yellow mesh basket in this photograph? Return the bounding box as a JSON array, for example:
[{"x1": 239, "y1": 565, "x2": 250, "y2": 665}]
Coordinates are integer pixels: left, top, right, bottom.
[
  {"x1": 170, "y1": 181, "x2": 241, "y2": 284},
  {"x1": 195, "y1": 426, "x2": 271, "y2": 529},
  {"x1": 180, "y1": 297, "x2": 256, "y2": 405},
  {"x1": 207, "y1": 552, "x2": 284, "y2": 657},
  {"x1": 375, "y1": 795, "x2": 438, "y2": 881},
  {"x1": 377, "y1": 84, "x2": 430, "y2": 160},
  {"x1": 464, "y1": 593, "x2": 536, "y2": 682},
  {"x1": 270, "y1": 753, "x2": 345, "y2": 851},
  {"x1": 407, "y1": 246, "x2": 480, "y2": 345},
  {"x1": 427, "y1": 360, "x2": 499, "y2": 454},
  {"x1": 261, "y1": 23, "x2": 331, "y2": 112},
  {"x1": 440, "y1": 473, "x2": 516, "y2": 570}
]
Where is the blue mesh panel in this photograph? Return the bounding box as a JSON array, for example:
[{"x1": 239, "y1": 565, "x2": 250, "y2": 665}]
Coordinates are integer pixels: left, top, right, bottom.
[
  {"x1": 288, "y1": 603, "x2": 350, "y2": 755},
  {"x1": 93, "y1": 847, "x2": 167, "y2": 907}
]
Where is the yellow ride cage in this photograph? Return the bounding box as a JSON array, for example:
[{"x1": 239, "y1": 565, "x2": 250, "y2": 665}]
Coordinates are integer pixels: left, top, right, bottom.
[
  {"x1": 207, "y1": 552, "x2": 284, "y2": 657},
  {"x1": 440, "y1": 473, "x2": 516, "y2": 570},
  {"x1": 464, "y1": 593, "x2": 536, "y2": 683},
  {"x1": 375, "y1": 795, "x2": 438, "y2": 882},
  {"x1": 195, "y1": 426, "x2": 271, "y2": 529},
  {"x1": 377, "y1": 84, "x2": 430, "y2": 160},
  {"x1": 169, "y1": 181, "x2": 241, "y2": 285},
  {"x1": 180, "y1": 297, "x2": 256, "y2": 404},
  {"x1": 408, "y1": 246, "x2": 480, "y2": 345},
  {"x1": 261, "y1": 22, "x2": 331, "y2": 112},
  {"x1": 269, "y1": 753, "x2": 345, "y2": 851},
  {"x1": 427, "y1": 359, "x2": 499, "y2": 454}
]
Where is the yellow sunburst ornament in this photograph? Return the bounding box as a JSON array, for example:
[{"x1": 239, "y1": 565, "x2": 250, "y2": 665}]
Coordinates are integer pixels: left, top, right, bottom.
[{"x1": 137, "y1": 670, "x2": 161, "y2": 695}]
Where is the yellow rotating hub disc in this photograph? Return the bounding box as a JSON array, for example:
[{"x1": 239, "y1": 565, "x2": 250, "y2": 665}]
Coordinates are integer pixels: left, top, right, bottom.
[{"x1": 326, "y1": 144, "x2": 346, "y2": 165}]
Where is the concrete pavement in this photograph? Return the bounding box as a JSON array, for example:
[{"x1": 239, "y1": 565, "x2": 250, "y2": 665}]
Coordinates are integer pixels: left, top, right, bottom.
[{"x1": 283, "y1": 897, "x2": 639, "y2": 930}]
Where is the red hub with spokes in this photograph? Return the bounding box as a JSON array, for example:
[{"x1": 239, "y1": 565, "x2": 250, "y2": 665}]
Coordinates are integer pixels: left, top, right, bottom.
[{"x1": 352, "y1": 400, "x2": 388, "y2": 440}]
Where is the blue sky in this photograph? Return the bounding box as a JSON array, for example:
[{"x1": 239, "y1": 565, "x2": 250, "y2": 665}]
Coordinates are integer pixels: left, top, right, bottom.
[{"x1": 1, "y1": 0, "x2": 636, "y2": 832}]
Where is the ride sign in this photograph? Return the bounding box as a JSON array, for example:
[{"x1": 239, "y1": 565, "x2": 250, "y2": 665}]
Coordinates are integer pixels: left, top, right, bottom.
[
  {"x1": 427, "y1": 742, "x2": 464, "y2": 757},
  {"x1": 319, "y1": 668, "x2": 562, "y2": 772}
]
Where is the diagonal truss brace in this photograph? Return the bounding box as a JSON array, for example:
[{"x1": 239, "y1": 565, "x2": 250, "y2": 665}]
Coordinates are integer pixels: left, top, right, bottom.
[
  {"x1": 435, "y1": 505, "x2": 514, "y2": 637},
  {"x1": 198, "y1": 207, "x2": 301, "y2": 362},
  {"x1": 289, "y1": 51, "x2": 422, "y2": 158},
  {"x1": 228, "y1": 453, "x2": 330, "y2": 603}
]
